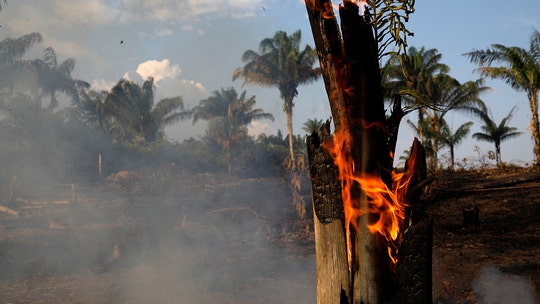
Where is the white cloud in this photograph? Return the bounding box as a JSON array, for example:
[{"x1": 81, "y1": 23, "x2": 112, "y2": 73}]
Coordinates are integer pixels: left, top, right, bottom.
[
  {"x1": 91, "y1": 79, "x2": 116, "y2": 91},
  {"x1": 54, "y1": 0, "x2": 119, "y2": 26},
  {"x1": 182, "y1": 79, "x2": 206, "y2": 94},
  {"x1": 248, "y1": 120, "x2": 273, "y2": 137},
  {"x1": 119, "y1": 0, "x2": 264, "y2": 23},
  {"x1": 135, "y1": 59, "x2": 181, "y2": 83},
  {"x1": 155, "y1": 28, "x2": 174, "y2": 37}
]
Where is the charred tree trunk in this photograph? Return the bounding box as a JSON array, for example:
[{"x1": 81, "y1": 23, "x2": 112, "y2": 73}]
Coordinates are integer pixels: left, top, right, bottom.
[
  {"x1": 305, "y1": 1, "x2": 432, "y2": 303},
  {"x1": 307, "y1": 121, "x2": 351, "y2": 302}
]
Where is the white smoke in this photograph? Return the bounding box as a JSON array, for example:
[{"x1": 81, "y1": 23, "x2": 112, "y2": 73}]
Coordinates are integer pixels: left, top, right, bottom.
[{"x1": 473, "y1": 265, "x2": 538, "y2": 304}]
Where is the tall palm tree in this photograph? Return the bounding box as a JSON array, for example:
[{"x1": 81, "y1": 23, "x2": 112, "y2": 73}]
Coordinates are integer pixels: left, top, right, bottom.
[
  {"x1": 405, "y1": 76, "x2": 487, "y2": 170},
  {"x1": 31, "y1": 47, "x2": 89, "y2": 109},
  {"x1": 78, "y1": 88, "x2": 111, "y2": 131},
  {"x1": 383, "y1": 46, "x2": 450, "y2": 108},
  {"x1": 383, "y1": 46, "x2": 451, "y2": 156},
  {"x1": 464, "y1": 30, "x2": 540, "y2": 165},
  {"x1": 439, "y1": 119, "x2": 473, "y2": 170},
  {"x1": 105, "y1": 77, "x2": 190, "y2": 144},
  {"x1": 193, "y1": 87, "x2": 274, "y2": 126},
  {"x1": 385, "y1": 46, "x2": 488, "y2": 170},
  {"x1": 301, "y1": 118, "x2": 323, "y2": 134},
  {"x1": 193, "y1": 87, "x2": 274, "y2": 175},
  {"x1": 429, "y1": 77, "x2": 488, "y2": 166},
  {"x1": 232, "y1": 30, "x2": 320, "y2": 160},
  {"x1": 0, "y1": 32, "x2": 42, "y2": 68},
  {"x1": 472, "y1": 107, "x2": 522, "y2": 165},
  {"x1": 0, "y1": 32, "x2": 43, "y2": 91}
]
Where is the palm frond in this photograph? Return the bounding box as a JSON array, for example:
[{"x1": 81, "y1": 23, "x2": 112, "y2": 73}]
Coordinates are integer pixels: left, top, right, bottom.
[{"x1": 369, "y1": 0, "x2": 415, "y2": 59}]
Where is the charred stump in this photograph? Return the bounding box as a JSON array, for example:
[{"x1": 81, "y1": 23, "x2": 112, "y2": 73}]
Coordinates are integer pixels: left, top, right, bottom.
[
  {"x1": 307, "y1": 121, "x2": 351, "y2": 301},
  {"x1": 305, "y1": 1, "x2": 432, "y2": 303},
  {"x1": 463, "y1": 204, "x2": 480, "y2": 230}
]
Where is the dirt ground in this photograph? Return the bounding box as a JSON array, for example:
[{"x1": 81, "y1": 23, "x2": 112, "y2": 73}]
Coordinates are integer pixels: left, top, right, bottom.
[
  {"x1": 428, "y1": 167, "x2": 540, "y2": 303},
  {"x1": 0, "y1": 166, "x2": 539, "y2": 303}
]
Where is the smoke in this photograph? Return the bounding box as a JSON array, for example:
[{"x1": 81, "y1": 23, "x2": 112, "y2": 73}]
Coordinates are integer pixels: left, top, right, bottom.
[
  {"x1": 0, "y1": 166, "x2": 316, "y2": 303},
  {"x1": 472, "y1": 265, "x2": 538, "y2": 304}
]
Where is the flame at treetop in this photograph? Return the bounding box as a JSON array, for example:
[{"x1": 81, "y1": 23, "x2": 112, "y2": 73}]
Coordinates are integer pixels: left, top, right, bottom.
[
  {"x1": 323, "y1": 126, "x2": 417, "y2": 270},
  {"x1": 320, "y1": 0, "x2": 368, "y2": 19}
]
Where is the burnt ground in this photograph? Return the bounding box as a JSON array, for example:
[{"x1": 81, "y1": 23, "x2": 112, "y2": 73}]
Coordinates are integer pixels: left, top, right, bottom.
[{"x1": 0, "y1": 166, "x2": 539, "y2": 303}]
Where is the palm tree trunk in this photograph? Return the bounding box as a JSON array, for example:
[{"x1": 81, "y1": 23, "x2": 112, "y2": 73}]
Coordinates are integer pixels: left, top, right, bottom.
[
  {"x1": 49, "y1": 90, "x2": 57, "y2": 110},
  {"x1": 285, "y1": 103, "x2": 295, "y2": 161},
  {"x1": 450, "y1": 146, "x2": 455, "y2": 170},
  {"x1": 529, "y1": 91, "x2": 540, "y2": 165},
  {"x1": 226, "y1": 145, "x2": 232, "y2": 176},
  {"x1": 496, "y1": 143, "x2": 501, "y2": 165}
]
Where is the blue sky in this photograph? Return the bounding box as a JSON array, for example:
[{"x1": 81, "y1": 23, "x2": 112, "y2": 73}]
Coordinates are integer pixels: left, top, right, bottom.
[{"x1": 1, "y1": 0, "x2": 539, "y2": 166}]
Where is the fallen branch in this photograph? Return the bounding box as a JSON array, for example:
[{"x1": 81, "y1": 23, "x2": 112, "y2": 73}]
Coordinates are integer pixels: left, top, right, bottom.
[
  {"x1": 0, "y1": 204, "x2": 19, "y2": 217},
  {"x1": 206, "y1": 207, "x2": 260, "y2": 220}
]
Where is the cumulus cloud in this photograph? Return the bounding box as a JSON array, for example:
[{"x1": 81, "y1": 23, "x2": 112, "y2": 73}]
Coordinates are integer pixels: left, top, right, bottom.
[
  {"x1": 135, "y1": 59, "x2": 181, "y2": 83},
  {"x1": 248, "y1": 120, "x2": 273, "y2": 137},
  {"x1": 182, "y1": 79, "x2": 206, "y2": 94}
]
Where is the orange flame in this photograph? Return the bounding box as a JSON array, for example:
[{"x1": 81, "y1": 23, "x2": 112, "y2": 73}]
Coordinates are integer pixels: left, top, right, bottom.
[{"x1": 324, "y1": 127, "x2": 415, "y2": 269}]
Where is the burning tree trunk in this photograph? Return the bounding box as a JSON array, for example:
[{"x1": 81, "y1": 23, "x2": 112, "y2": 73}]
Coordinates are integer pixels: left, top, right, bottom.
[{"x1": 305, "y1": 1, "x2": 432, "y2": 303}]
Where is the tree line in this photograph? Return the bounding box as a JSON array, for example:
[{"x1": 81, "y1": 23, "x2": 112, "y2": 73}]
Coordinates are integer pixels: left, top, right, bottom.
[{"x1": 1, "y1": 28, "x2": 538, "y2": 187}]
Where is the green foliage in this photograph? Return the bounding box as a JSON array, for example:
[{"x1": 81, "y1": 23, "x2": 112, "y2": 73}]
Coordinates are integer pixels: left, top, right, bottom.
[
  {"x1": 465, "y1": 30, "x2": 540, "y2": 165},
  {"x1": 104, "y1": 77, "x2": 190, "y2": 145},
  {"x1": 368, "y1": 0, "x2": 415, "y2": 58},
  {"x1": 439, "y1": 120, "x2": 473, "y2": 170},
  {"x1": 384, "y1": 45, "x2": 487, "y2": 170},
  {"x1": 193, "y1": 87, "x2": 273, "y2": 175},
  {"x1": 233, "y1": 29, "x2": 320, "y2": 159},
  {"x1": 31, "y1": 47, "x2": 89, "y2": 109},
  {"x1": 472, "y1": 106, "x2": 523, "y2": 165},
  {"x1": 302, "y1": 118, "x2": 324, "y2": 134}
]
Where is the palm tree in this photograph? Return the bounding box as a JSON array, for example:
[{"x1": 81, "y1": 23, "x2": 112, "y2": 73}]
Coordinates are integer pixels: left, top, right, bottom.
[
  {"x1": 472, "y1": 107, "x2": 522, "y2": 165},
  {"x1": 383, "y1": 46, "x2": 450, "y2": 109},
  {"x1": 0, "y1": 32, "x2": 42, "y2": 68},
  {"x1": 383, "y1": 47, "x2": 453, "y2": 164},
  {"x1": 464, "y1": 30, "x2": 540, "y2": 165},
  {"x1": 404, "y1": 76, "x2": 487, "y2": 170},
  {"x1": 31, "y1": 47, "x2": 89, "y2": 109},
  {"x1": 193, "y1": 87, "x2": 274, "y2": 175},
  {"x1": 105, "y1": 77, "x2": 190, "y2": 144},
  {"x1": 0, "y1": 32, "x2": 43, "y2": 91},
  {"x1": 78, "y1": 88, "x2": 111, "y2": 131},
  {"x1": 385, "y1": 46, "x2": 488, "y2": 170},
  {"x1": 232, "y1": 30, "x2": 320, "y2": 161},
  {"x1": 406, "y1": 117, "x2": 436, "y2": 168},
  {"x1": 430, "y1": 77, "x2": 488, "y2": 166},
  {"x1": 439, "y1": 119, "x2": 473, "y2": 170},
  {"x1": 302, "y1": 118, "x2": 324, "y2": 134}
]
